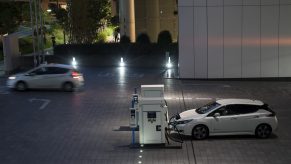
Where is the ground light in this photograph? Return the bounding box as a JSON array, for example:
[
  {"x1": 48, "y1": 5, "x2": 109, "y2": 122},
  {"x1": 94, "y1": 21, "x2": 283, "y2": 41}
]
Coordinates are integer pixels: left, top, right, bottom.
[
  {"x1": 71, "y1": 57, "x2": 77, "y2": 68},
  {"x1": 120, "y1": 57, "x2": 125, "y2": 67},
  {"x1": 166, "y1": 57, "x2": 172, "y2": 69}
]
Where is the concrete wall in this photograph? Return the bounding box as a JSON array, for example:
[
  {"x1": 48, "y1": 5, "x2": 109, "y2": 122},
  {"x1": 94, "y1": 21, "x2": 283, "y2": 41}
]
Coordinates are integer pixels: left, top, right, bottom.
[
  {"x1": 178, "y1": 0, "x2": 291, "y2": 78},
  {"x1": 132, "y1": 0, "x2": 178, "y2": 42}
]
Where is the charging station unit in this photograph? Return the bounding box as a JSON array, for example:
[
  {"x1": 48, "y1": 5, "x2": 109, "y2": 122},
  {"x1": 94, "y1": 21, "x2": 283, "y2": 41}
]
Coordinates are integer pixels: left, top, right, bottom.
[
  {"x1": 129, "y1": 85, "x2": 169, "y2": 145},
  {"x1": 139, "y1": 97, "x2": 168, "y2": 144},
  {"x1": 129, "y1": 84, "x2": 183, "y2": 147}
]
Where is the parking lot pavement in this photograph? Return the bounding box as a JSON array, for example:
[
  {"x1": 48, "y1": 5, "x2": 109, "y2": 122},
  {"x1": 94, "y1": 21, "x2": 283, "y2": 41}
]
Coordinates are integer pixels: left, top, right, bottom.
[{"x1": 0, "y1": 67, "x2": 291, "y2": 164}]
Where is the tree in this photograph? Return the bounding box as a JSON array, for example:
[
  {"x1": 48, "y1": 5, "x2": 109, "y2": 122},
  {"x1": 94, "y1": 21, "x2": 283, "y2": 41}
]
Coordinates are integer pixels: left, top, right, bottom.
[
  {"x1": 157, "y1": 30, "x2": 172, "y2": 48},
  {"x1": 68, "y1": 0, "x2": 111, "y2": 44},
  {"x1": 55, "y1": 8, "x2": 69, "y2": 43},
  {"x1": 0, "y1": 2, "x2": 30, "y2": 35}
]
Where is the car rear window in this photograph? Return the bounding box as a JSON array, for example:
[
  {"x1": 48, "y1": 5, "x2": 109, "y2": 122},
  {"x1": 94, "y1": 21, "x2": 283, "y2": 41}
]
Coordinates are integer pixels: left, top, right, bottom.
[
  {"x1": 260, "y1": 104, "x2": 276, "y2": 115},
  {"x1": 228, "y1": 105, "x2": 259, "y2": 114}
]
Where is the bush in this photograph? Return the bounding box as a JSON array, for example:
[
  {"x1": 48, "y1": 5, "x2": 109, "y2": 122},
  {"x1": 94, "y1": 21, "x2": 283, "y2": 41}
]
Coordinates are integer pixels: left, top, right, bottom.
[
  {"x1": 157, "y1": 30, "x2": 172, "y2": 47},
  {"x1": 136, "y1": 33, "x2": 151, "y2": 45},
  {"x1": 0, "y1": 51, "x2": 3, "y2": 61},
  {"x1": 0, "y1": 41, "x2": 3, "y2": 61},
  {"x1": 120, "y1": 35, "x2": 130, "y2": 44}
]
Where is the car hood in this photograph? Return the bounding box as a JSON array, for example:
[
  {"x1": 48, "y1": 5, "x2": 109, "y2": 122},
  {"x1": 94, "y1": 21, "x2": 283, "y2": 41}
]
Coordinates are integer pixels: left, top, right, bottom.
[
  {"x1": 178, "y1": 109, "x2": 204, "y2": 121},
  {"x1": 10, "y1": 73, "x2": 25, "y2": 77}
]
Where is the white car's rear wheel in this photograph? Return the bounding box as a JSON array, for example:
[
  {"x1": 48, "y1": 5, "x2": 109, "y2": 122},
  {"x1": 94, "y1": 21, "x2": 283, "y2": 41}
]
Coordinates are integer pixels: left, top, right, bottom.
[
  {"x1": 63, "y1": 82, "x2": 74, "y2": 92},
  {"x1": 16, "y1": 81, "x2": 27, "y2": 91},
  {"x1": 255, "y1": 124, "x2": 272, "y2": 138},
  {"x1": 192, "y1": 125, "x2": 209, "y2": 140}
]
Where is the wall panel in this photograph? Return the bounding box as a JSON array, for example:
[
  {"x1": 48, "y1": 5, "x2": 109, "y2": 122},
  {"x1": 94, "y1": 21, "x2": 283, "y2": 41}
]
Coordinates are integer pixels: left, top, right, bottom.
[
  {"x1": 242, "y1": 6, "x2": 260, "y2": 77},
  {"x1": 194, "y1": 0, "x2": 206, "y2": 6},
  {"x1": 194, "y1": 7, "x2": 208, "y2": 78},
  {"x1": 208, "y1": 7, "x2": 224, "y2": 78},
  {"x1": 279, "y1": 5, "x2": 291, "y2": 77},
  {"x1": 261, "y1": 6, "x2": 279, "y2": 77},
  {"x1": 178, "y1": 7, "x2": 194, "y2": 78},
  {"x1": 179, "y1": 0, "x2": 193, "y2": 6},
  {"x1": 224, "y1": 6, "x2": 242, "y2": 78}
]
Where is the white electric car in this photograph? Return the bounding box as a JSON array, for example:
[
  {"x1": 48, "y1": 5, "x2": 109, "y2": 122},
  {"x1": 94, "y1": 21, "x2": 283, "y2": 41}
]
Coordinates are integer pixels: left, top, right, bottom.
[
  {"x1": 170, "y1": 99, "x2": 278, "y2": 139},
  {"x1": 7, "y1": 64, "x2": 84, "y2": 92}
]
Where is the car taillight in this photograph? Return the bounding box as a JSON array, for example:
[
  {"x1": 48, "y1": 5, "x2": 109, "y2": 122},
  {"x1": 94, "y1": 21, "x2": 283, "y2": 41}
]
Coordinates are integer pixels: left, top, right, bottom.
[{"x1": 71, "y1": 71, "x2": 80, "y2": 78}]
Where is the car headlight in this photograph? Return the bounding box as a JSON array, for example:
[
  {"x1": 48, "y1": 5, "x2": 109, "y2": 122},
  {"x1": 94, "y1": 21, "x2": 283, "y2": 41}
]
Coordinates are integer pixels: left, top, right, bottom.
[
  {"x1": 175, "y1": 119, "x2": 193, "y2": 125},
  {"x1": 8, "y1": 76, "x2": 16, "y2": 80}
]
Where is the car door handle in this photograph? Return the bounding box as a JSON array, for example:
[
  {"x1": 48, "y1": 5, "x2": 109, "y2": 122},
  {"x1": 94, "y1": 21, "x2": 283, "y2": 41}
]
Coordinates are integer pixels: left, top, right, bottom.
[
  {"x1": 253, "y1": 116, "x2": 259, "y2": 118},
  {"x1": 230, "y1": 117, "x2": 237, "y2": 120}
]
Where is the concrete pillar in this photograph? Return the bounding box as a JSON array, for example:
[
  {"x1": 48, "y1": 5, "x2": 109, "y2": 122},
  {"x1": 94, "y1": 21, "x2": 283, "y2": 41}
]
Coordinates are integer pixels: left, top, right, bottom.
[
  {"x1": 111, "y1": 0, "x2": 117, "y2": 16},
  {"x1": 3, "y1": 34, "x2": 20, "y2": 74},
  {"x1": 119, "y1": 0, "x2": 136, "y2": 42},
  {"x1": 41, "y1": 0, "x2": 49, "y2": 11},
  {"x1": 146, "y1": 0, "x2": 160, "y2": 42}
]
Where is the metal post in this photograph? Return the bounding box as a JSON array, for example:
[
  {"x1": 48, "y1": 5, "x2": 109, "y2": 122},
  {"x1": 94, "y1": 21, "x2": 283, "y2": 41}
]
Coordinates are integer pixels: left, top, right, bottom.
[
  {"x1": 131, "y1": 89, "x2": 136, "y2": 145},
  {"x1": 38, "y1": 0, "x2": 45, "y2": 63},
  {"x1": 132, "y1": 129, "x2": 135, "y2": 145},
  {"x1": 29, "y1": 0, "x2": 37, "y2": 67},
  {"x1": 34, "y1": 0, "x2": 40, "y2": 65}
]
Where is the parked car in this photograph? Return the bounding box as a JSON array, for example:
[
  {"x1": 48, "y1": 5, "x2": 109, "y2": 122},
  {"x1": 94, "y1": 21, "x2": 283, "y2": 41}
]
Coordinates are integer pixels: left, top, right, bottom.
[
  {"x1": 170, "y1": 99, "x2": 278, "y2": 139},
  {"x1": 7, "y1": 64, "x2": 84, "y2": 92}
]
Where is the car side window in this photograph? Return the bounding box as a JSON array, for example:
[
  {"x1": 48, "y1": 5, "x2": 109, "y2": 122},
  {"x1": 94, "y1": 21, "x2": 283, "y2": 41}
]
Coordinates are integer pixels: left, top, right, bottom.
[
  {"x1": 46, "y1": 67, "x2": 69, "y2": 74},
  {"x1": 31, "y1": 67, "x2": 48, "y2": 75},
  {"x1": 230, "y1": 105, "x2": 259, "y2": 114},
  {"x1": 207, "y1": 106, "x2": 229, "y2": 117}
]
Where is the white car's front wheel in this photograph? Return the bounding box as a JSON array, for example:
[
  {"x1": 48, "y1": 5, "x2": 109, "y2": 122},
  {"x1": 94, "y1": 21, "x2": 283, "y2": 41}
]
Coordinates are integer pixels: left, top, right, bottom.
[
  {"x1": 192, "y1": 125, "x2": 209, "y2": 140},
  {"x1": 15, "y1": 81, "x2": 27, "y2": 91},
  {"x1": 255, "y1": 124, "x2": 272, "y2": 139}
]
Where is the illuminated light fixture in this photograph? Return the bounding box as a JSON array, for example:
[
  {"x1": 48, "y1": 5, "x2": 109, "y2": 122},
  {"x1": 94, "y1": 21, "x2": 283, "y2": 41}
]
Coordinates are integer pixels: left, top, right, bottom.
[
  {"x1": 138, "y1": 161, "x2": 142, "y2": 164},
  {"x1": 47, "y1": 9, "x2": 52, "y2": 12},
  {"x1": 139, "y1": 155, "x2": 142, "y2": 158},
  {"x1": 8, "y1": 76, "x2": 16, "y2": 80},
  {"x1": 120, "y1": 57, "x2": 125, "y2": 67},
  {"x1": 140, "y1": 150, "x2": 143, "y2": 153},
  {"x1": 72, "y1": 57, "x2": 77, "y2": 68},
  {"x1": 166, "y1": 57, "x2": 172, "y2": 69}
]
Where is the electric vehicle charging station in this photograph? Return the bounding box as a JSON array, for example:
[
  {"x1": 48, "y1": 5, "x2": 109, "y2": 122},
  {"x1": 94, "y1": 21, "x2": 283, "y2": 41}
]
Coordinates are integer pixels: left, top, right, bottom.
[
  {"x1": 130, "y1": 85, "x2": 179, "y2": 145},
  {"x1": 139, "y1": 97, "x2": 168, "y2": 144}
]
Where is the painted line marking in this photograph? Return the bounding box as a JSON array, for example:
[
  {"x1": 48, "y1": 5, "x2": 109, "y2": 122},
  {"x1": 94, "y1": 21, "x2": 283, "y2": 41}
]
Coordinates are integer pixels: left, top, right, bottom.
[
  {"x1": 165, "y1": 97, "x2": 227, "y2": 101},
  {"x1": 164, "y1": 97, "x2": 193, "y2": 100},
  {"x1": 196, "y1": 98, "x2": 213, "y2": 100},
  {"x1": 183, "y1": 84, "x2": 231, "y2": 87},
  {"x1": 29, "y1": 98, "x2": 51, "y2": 110}
]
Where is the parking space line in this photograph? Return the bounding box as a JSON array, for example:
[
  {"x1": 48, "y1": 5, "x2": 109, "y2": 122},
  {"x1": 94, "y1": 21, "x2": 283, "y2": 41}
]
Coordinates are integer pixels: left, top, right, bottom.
[
  {"x1": 165, "y1": 97, "x2": 193, "y2": 100},
  {"x1": 29, "y1": 98, "x2": 51, "y2": 110},
  {"x1": 195, "y1": 98, "x2": 213, "y2": 100}
]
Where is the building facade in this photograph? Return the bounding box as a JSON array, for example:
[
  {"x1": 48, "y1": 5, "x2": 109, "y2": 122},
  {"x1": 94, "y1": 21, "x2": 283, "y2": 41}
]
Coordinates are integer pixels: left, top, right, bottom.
[
  {"x1": 179, "y1": 0, "x2": 291, "y2": 79},
  {"x1": 118, "y1": 0, "x2": 178, "y2": 42}
]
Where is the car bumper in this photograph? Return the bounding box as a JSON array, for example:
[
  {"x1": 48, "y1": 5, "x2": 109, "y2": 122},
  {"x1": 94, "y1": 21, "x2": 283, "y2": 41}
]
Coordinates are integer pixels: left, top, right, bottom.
[
  {"x1": 6, "y1": 79, "x2": 16, "y2": 88},
  {"x1": 169, "y1": 123, "x2": 192, "y2": 136}
]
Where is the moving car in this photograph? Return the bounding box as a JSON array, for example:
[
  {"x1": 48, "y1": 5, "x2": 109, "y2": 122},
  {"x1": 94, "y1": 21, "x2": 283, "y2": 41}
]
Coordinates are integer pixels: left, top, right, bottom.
[
  {"x1": 170, "y1": 99, "x2": 278, "y2": 139},
  {"x1": 7, "y1": 64, "x2": 84, "y2": 91}
]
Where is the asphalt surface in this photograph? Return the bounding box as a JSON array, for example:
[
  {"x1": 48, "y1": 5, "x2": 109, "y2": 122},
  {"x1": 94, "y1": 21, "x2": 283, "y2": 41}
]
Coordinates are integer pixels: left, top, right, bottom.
[{"x1": 0, "y1": 67, "x2": 291, "y2": 164}]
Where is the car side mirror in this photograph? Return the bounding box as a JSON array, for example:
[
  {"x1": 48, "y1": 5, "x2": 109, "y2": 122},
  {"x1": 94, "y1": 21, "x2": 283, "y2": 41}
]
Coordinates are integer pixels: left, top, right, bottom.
[
  {"x1": 175, "y1": 114, "x2": 181, "y2": 120},
  {"x1": 213, "y1": 113, "x2": 220, "y2": 117}
]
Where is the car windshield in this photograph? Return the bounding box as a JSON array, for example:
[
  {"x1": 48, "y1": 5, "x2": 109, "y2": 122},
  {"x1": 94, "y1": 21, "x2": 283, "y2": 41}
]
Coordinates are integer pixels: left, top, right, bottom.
[{"x1": 196, "y1": 102, "x2": 221, "y2": 114}]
